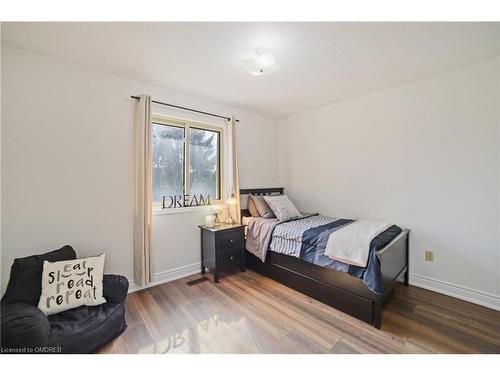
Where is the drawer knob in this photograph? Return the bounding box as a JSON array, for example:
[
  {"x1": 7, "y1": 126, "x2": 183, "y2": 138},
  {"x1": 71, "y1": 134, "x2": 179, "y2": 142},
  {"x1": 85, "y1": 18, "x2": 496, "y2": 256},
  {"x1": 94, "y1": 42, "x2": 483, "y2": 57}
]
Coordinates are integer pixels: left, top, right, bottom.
[
  {"x1": 230, "y1": 256, "x2": 234, "y2": 260},
  {"x1": 230, "y1": 239, "x2": 234, "y2": 243}
]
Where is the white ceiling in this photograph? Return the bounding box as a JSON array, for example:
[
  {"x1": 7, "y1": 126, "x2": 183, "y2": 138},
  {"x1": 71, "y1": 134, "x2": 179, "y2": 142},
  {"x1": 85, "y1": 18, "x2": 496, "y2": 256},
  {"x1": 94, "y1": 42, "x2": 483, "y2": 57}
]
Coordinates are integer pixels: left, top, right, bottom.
[{"x1": 2, "y1": 22, "x2": 498, "y2": 118}]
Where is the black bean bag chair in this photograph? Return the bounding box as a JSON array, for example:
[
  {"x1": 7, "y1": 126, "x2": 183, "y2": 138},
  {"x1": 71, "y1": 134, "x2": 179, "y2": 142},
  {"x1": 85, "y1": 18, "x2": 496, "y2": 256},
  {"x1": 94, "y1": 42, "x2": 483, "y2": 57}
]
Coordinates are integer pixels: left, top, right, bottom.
[{"x1": 1, "y1": 245, "x2": 128, "y2": 353}]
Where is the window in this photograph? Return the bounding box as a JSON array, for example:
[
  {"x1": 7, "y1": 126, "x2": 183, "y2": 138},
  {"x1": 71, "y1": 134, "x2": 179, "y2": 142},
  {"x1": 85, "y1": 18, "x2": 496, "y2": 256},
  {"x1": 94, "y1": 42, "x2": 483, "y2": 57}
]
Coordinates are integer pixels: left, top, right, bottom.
[
  {"x1": 189, "y1": 127, "x2": 220, "y2": 200},
  {"x1": 152, "y1": 117, "x2": 222, "y2": 208},
  {"x1": 152, "y1": 124, "x2": 185, "y2": 203}
]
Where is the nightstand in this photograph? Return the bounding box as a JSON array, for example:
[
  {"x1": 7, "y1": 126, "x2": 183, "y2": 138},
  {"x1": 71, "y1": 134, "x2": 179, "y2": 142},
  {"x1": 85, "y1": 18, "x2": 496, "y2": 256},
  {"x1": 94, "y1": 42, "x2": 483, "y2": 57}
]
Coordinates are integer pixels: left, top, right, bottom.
[{"x1": 199, "y1": 223, "x2": 246, "y2": 283}]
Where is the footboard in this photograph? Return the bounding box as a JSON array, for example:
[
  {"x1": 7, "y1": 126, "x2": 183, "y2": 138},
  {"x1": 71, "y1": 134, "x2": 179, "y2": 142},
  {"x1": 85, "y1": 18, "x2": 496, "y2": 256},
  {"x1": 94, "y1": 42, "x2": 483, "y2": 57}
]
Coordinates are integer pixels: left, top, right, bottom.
[{"x1": 378, "y1": 229, "x2": 410, "y2": 291}]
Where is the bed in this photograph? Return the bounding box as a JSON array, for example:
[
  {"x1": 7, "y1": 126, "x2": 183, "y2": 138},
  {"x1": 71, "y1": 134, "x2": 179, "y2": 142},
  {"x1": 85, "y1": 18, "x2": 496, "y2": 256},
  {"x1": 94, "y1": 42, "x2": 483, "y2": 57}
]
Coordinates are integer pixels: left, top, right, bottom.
[{"x1": 240, "y1": 187, "x2": 409, "y2": 329}]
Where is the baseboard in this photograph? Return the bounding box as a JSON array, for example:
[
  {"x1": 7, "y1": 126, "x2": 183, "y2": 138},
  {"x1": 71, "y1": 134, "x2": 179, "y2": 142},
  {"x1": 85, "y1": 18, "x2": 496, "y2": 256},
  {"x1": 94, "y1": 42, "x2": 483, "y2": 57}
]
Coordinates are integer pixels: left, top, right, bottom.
[
  {"x1": 128, "y1": 262, "x2": 201, "y2": 293},
  {"x1": 409, "y1": 273, "x2": 500, "y2": 311}
]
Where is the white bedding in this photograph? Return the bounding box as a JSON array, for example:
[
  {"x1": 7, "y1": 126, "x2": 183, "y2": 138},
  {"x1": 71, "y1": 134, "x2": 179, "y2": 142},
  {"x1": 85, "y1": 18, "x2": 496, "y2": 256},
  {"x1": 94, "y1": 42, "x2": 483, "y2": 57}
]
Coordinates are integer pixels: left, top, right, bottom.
[{"x1": 324, "y1": 220, "x2": 391, "y2": 267}]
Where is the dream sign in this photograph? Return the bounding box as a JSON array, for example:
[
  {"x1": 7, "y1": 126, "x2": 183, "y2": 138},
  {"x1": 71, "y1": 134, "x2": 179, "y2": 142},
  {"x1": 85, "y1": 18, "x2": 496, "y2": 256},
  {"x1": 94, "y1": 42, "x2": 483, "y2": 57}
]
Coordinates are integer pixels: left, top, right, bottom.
[{"x1": 162, "y1": 194, "x2": 211, "y2": 209}]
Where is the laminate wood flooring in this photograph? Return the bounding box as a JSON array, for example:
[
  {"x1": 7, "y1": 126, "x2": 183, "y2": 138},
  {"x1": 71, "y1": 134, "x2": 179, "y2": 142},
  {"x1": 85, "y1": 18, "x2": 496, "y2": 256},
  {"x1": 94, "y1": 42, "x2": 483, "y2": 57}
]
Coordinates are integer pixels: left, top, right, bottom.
[{"x1": 99, "y1": 270, "x2": 500, "y2": 354}]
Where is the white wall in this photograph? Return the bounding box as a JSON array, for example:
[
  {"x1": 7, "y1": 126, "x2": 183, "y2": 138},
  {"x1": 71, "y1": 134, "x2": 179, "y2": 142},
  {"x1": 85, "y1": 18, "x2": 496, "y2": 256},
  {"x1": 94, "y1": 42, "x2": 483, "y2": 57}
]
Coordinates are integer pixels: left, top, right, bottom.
[
  {"x1": 1, "y1": 43, "x2": 279, "y2": 293},
  {"x1": 278, "y1": 57, "x2": 500, "y2": 309},
  {"x1": 0, "y1": 25, "x2": 2, "y2": 292},
  {"x1": 497, "y1": 26, "x2": 500, "y2": 304}
]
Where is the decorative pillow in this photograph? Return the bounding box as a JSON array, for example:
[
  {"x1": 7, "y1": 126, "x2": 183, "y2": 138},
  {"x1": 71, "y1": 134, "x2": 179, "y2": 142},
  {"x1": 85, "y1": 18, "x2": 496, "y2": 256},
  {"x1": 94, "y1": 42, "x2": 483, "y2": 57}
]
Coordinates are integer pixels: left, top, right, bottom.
[
  {"x1": 252, "y1": 195, "x2": 276, "y2": 219},
  {"x1": 247, "y1": 194, "x2": 261, "y2": 217},
  {"x1": 263, "y1": 195, "x2": 302, "y2": 221},
  {"x1": 38, "y1": 253, "x2": 106, "y2": 315}
]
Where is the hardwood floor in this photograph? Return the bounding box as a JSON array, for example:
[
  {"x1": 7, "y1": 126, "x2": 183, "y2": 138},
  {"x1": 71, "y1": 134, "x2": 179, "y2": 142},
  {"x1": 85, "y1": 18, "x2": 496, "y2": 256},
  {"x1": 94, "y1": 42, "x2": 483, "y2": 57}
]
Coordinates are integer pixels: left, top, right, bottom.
[{"x1": 99, "y1": 270, "x2": 500, "y2": 354}]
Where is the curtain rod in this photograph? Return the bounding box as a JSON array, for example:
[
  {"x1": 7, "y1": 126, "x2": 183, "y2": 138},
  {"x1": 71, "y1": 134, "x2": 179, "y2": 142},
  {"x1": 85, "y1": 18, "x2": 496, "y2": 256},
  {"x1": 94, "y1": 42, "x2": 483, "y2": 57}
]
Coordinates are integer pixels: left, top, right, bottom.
[{"x1": 130, "y1": 95, "x2": 239, "y2": 123}]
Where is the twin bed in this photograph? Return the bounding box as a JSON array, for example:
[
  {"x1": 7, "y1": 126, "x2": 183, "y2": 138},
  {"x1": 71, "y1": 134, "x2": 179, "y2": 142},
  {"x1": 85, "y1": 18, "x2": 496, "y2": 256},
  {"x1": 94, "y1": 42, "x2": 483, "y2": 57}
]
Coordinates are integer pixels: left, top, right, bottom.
[{"x1": 240, "y1": 187, "x2": 409, "y2": 328}]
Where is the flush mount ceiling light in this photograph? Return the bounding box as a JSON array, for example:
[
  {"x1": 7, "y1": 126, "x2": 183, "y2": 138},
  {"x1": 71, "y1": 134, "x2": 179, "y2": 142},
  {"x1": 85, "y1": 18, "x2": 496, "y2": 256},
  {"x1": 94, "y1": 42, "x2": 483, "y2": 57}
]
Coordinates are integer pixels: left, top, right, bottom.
[{"x1": 242, "y1": 48, "x2": 279, "y2": 76}]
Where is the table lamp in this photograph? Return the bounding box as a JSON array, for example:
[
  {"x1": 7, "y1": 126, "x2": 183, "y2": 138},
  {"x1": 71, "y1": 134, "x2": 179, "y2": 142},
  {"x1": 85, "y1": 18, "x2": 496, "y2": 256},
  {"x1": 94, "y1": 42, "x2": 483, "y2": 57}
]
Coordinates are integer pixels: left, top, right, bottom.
[{"x1": 226, "y1": 194, "x2": 238, "y2": 225}]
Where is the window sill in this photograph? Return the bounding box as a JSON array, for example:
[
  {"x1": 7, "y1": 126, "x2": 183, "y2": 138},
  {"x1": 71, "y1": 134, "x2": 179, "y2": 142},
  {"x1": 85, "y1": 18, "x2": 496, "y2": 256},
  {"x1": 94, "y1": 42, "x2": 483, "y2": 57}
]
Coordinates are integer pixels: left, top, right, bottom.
[{"x1": 152, "y1": 205, "x2": 211, "y2": 216}]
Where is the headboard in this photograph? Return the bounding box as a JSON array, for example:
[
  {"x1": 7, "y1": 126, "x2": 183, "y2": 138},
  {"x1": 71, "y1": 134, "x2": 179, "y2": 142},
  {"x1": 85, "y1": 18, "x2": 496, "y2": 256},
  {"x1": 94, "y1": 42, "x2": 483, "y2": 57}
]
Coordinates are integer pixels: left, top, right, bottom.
[{"x1": 239, "y1": 187, "x2": 284, "y2": 217}]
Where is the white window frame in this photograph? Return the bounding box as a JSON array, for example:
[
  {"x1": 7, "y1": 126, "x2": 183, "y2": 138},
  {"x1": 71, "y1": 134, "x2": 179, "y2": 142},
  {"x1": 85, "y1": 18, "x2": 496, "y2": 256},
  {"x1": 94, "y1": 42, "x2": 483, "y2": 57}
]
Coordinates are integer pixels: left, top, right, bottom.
[{"x1": 151, "y1": 114, "x2": 226, "y2": 210}]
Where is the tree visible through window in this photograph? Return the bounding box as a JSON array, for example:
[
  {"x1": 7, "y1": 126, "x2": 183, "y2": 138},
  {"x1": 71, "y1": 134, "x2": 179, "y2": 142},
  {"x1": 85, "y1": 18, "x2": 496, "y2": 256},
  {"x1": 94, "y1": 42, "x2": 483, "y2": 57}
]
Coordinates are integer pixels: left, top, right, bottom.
[
  {"x1": 152, "y1": 121, "x2": 221, "y2": 207},
  {"x1": 189, "y1": 127, "x2": 219, "y2": 200},
  {"x1": 152, "y1": 124, "x2": 184, "y2": 203}
]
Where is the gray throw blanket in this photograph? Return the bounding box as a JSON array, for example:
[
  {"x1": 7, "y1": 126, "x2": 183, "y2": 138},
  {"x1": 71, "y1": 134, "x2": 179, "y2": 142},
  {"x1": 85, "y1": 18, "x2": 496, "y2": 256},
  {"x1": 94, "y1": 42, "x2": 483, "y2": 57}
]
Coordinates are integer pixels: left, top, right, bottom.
[{"x1": 245, "y1": 217, "x2": 280, "y2": 261}]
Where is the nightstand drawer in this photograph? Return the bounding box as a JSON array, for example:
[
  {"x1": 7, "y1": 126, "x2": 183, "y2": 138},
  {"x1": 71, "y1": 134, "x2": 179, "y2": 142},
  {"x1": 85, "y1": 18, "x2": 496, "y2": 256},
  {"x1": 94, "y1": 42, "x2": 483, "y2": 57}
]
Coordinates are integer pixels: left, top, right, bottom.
[
  {"x1": 218, "y1": 248, "x2": 242, "y2": 269},
  {"x1": 218, "y1": 230, "x2": 243, "y2": 250}
]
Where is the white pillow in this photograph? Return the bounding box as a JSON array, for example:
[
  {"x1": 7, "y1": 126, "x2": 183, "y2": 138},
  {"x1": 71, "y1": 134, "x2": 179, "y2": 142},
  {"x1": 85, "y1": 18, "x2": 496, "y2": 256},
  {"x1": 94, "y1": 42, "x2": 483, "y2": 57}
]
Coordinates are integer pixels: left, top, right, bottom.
[
  {"x1": 38, "y1": 253, "x2": 107, "y2": 316},
  {"x1": 263, "y1": 195, "x2": 302, "y2": 221}
]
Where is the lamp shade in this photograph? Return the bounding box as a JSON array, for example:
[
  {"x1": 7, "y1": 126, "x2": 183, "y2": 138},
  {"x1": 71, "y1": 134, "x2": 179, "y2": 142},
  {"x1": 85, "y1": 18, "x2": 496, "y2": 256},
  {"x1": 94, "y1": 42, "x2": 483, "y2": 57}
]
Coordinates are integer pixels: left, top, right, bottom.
[{"x1": 226, "y1": 197, "x2": 238, "y2": 205}]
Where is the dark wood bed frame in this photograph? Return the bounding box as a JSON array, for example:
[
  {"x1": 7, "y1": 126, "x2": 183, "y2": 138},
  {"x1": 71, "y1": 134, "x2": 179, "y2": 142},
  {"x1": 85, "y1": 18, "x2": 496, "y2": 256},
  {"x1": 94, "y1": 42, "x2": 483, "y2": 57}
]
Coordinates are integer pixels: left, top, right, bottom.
[{"x1": 240, "y1": 187, "x2": 409, "y2": 328}]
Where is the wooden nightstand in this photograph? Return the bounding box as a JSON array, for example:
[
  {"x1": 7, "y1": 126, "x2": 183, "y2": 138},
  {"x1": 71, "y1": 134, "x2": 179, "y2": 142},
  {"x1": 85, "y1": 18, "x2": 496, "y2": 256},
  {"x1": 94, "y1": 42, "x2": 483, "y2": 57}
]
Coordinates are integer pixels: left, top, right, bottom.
[{"x1": 199, "y1": 223, "x2": 246, "y2": 283}]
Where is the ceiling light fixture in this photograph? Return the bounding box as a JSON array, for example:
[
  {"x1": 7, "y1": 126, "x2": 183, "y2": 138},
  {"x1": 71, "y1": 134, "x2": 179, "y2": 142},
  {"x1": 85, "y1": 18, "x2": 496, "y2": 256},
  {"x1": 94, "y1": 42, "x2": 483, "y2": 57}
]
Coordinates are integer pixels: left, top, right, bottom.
[{"x1": 242, "y1": 48, "x2": 279, "y2": 76}]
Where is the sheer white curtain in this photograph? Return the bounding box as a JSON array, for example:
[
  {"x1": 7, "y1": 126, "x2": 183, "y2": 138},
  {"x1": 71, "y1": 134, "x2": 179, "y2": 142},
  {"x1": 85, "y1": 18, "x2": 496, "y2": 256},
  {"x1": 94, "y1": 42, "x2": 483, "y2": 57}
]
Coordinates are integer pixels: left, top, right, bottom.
[
  {"x1": 225, "y1": 116, "x2": 241, "y2": 223},
  {"x1": 133, "y1": 95, "x2": 153, "y2": 287}
]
